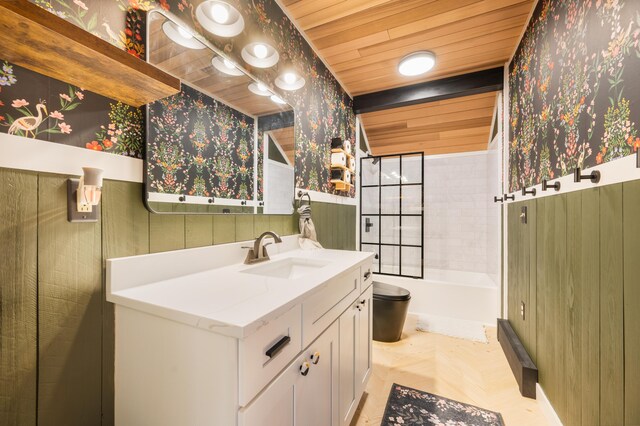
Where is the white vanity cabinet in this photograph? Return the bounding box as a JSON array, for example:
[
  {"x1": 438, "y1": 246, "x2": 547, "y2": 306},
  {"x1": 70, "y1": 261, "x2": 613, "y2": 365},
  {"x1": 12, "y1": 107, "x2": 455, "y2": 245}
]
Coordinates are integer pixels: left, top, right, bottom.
[
  {"x1": 338, "y1": 285, "x2": 373, "y2": 426},
  {"x1": 239, "y1": 321, "x2": 339, "y2": 426},
  {"x1": 107, "y1": 241, "x2": 374, "y2": 426}
]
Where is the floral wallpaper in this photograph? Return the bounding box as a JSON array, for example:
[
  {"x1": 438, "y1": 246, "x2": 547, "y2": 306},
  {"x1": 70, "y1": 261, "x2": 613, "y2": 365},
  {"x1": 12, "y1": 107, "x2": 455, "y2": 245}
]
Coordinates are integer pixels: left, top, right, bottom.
[
  {"x1": 0, "y1": 60, "x2": 144, "y2": 157},
  {"x1": 509, "y1": 0, "x2": 640, "y2": 192},
  {"x1": 148, "y1": 84, "x2": 255, "y2": 199},
  {"x1": 149, "y1": 0, "x2": 356, "y2": 195},
  {"x1": 13, "y1": 0, "x2": 356, "y2": 197}
]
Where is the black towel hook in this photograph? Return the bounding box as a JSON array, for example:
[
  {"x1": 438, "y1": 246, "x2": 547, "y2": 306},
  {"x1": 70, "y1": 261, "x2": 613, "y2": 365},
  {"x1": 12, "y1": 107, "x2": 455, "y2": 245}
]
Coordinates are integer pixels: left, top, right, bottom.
[
  {"x1": 574, "y1": 167, "x2": 600, "y2": 184},
  {"x1": 542, "y1": 179, "x2": 561, "y2": 192}
]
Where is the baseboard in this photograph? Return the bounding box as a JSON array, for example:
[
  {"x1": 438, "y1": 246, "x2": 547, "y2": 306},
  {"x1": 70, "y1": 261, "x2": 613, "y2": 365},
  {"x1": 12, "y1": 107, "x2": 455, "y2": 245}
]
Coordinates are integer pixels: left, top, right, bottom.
[
  {"x1": 414, "y1": 313, "x2": 489, "y2": 343},
  {"x1": 536, "y1": 384, "x2": 563, "y2": 426},
  {"x1": 497, "y1": 319, "x2": 537, "y2": 398}
]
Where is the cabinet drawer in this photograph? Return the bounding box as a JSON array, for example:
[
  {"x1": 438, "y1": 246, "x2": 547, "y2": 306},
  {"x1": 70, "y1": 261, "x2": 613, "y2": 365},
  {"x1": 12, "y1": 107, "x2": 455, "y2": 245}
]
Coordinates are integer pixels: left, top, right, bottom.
[
  {"x1": 302, "y1": 268, "x2": 359, "y2": 347},
  {"x1": 239, "y1": 304, "x2": 302, "y2": 406},
  {"x1": 360, "y1": 261, "x2": 373, "y2": 293}
]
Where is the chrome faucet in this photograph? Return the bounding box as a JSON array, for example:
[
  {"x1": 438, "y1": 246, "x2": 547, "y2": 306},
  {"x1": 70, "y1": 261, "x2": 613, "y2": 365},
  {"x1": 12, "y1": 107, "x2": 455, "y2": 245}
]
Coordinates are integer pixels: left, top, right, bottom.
[{"x1": 244, "y1": 231, "x2": 283, "y2": 264}]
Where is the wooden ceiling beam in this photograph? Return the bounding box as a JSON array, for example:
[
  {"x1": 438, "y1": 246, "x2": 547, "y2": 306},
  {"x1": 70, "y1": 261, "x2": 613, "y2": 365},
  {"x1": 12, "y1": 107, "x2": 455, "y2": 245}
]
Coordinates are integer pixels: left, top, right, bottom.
[{"x1": 353, "y1": 67, "x2": 502, "y2": 114}]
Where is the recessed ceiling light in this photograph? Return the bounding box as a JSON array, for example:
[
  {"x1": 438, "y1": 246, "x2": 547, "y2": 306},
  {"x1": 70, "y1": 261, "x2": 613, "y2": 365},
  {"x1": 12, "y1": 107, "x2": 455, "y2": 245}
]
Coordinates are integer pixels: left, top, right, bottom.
[
  {"x1": 241, "y1": 42, "x2": 279, "y2": 68},
  {"x1": 162, "y1": 21, "x2": 206, "y2": 50},
  {"x1": 210, "y1": 3, "x2": 229, "y2": 24},
  {"x1": 211, "y1": 56, "x2": 243, "y2": 76},
  {"x1": 398, "y1": 51, "x2": 436, "y2": 76},
  {"x1": 248, "y1": 82, "x2": 271, "y2": 96},
  {"x1": 270, "y1": 94, "x2": 287, "y2": 105},
  {"x1": 196, "y1": 1, "x2": 244, "y2": 38},
  {"x1": 275, "y1": 71, "x2": 305, "y2": 91}
]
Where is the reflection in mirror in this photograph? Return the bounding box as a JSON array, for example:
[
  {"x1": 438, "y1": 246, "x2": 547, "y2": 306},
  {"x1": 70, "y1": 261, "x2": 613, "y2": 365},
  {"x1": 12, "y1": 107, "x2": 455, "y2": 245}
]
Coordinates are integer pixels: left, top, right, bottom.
[
  {"x1": 258, "y1": 112, "x2": 295, "y2": 214},
  {"x1": 144, "y1": 9, "x2": 295, "y2": 215}
]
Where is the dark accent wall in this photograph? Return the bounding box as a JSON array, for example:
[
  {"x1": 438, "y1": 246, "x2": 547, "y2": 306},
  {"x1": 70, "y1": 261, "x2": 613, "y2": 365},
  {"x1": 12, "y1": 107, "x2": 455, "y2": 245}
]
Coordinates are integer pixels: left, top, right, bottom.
[
  {"x1": 0, "y1": 167, "x2": 355, "y2": 426},
  {"x1": 509, "y1": 0, "x2": 640, "y2": 192},
  {"x1": 507, "y1": 183, "x2": 639, "y2": 425}
]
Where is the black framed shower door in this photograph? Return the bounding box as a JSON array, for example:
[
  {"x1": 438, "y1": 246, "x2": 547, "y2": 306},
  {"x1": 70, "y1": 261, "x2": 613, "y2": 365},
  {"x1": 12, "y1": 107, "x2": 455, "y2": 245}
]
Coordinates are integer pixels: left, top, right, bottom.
[{"x1": 359, "y1": 152, "x2": 424, "y2": 279}]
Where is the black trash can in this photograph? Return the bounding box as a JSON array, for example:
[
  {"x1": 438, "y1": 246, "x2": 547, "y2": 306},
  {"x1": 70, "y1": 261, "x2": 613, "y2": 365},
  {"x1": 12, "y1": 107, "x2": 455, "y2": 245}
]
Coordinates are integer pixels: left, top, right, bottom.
[{"x1": 372, "y1": 281, "x2": 411, "y2": 343}]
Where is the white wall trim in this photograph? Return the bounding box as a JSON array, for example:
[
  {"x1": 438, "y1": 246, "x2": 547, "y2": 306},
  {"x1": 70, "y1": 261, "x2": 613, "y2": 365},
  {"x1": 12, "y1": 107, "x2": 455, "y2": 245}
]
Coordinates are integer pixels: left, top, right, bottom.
[
  {"x1": 502, "y1": 63, "x2": 510, "y2": 319},
  {"x1": 536, "y1": 384, "x2": 563, "y2": 426},
  {"x1": 424, "y1": 150, "x2": 489, "y2": 161},
  {"x1": 0, "y1": 132, "x2": 143, "y2": 182},
  {"x1": 295, "y1": 188, "x2": 356, "y2": 206},
  {"x1": 504, "y1": 153, "x2": 640, "y2": 203}
]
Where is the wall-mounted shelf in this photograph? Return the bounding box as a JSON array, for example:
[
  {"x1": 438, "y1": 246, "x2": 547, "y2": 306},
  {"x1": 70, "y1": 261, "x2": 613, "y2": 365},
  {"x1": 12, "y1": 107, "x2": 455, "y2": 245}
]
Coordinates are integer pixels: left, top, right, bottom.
[
  {"x1": 330, "y1": 179, "x2": 352, "y2": 191},
  {"x1": 331, "y1": 148, "x2": 353, "y2": 159},
  {"x1": 330, "y1": 164, "x2": 355, "y2": 174},
  {"x1": 0, "y1": 0, "x2": 181, "y2": 107}
]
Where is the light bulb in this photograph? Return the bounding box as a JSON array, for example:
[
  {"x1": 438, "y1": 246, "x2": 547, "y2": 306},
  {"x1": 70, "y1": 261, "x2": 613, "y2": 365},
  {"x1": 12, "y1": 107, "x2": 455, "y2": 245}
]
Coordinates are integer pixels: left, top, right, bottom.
[
  {"x1": 223, "y1": 58, "x2": 236, "y2": 69},
  {"x1": 257, "y1": 82, "x2": 267, "y2": 92},
  {"x1": 283, "y1": 72, "x2": 297, "y2": 85},
  {"x1": 253, "y1": 43, "x2": 268, "y2": 59},
  {"x1": 271, "y1": 95, "x2": 286, "y2": 105},
  {"x1": 177, "y1": 26, "x2": 193, "y2": 40},
  {"x1": 211, "y1": 3, "x2": 229, "y2": 24}
]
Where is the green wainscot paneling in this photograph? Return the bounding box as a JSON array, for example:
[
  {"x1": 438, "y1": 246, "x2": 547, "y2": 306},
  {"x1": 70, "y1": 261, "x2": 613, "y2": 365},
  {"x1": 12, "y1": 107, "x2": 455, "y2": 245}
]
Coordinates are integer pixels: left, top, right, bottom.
[{"x1": 507, "y1": 183, "x2": 638, "y2": 426}]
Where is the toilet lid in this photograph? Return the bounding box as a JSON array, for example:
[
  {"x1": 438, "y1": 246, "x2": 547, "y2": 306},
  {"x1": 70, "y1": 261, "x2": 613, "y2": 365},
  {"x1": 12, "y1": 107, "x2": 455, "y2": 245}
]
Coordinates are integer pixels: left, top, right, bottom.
[{"x1": 372, "y1": 282, "x2": 411, "y2": 301}]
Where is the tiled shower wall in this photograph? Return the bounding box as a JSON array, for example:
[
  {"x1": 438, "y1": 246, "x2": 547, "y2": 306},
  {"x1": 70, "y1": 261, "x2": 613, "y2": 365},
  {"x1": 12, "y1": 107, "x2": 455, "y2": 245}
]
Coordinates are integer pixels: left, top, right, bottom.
[{"x1": 424, "y1": 151, "x2": 500, "y2": 274}]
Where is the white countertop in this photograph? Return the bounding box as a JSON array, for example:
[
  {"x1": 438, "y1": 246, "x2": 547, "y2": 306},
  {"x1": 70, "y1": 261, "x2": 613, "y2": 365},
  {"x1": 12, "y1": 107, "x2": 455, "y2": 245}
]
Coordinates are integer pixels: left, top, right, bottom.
[{"x1": 106, "y1": 237, "x2": 373, "y2": 339}]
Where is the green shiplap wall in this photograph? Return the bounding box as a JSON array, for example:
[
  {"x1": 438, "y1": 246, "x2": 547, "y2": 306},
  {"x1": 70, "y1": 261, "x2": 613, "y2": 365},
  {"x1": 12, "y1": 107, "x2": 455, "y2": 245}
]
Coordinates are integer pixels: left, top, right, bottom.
[
  {"x1": 507, "y1": 182, "x2": 639, "y2": 426},
  {"x1": 0, "y1": 168, "x2": 356, "y2": 426}
]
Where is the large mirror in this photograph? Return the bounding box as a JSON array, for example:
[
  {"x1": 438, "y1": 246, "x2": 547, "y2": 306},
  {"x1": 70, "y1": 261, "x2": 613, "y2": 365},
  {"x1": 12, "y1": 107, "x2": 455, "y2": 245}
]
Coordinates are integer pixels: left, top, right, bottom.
[{"x1": 144, "y1": 9, "x2": 295, "y2": 215}]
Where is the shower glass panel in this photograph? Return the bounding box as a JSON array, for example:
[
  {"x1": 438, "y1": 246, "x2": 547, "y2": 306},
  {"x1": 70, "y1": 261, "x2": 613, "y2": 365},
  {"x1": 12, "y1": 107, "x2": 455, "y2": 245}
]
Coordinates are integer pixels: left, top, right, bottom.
[{"x1": 359, "y1": 152, "x2": 424, "y2": 279}]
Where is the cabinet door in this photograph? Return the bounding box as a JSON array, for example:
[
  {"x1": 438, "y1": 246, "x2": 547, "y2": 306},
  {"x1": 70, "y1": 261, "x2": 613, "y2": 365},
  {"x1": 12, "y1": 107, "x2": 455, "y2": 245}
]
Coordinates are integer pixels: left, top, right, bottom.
[
  {"x1": 355, "y1": 285, "x2": 373, "y2": 397},
  {"x1": 295, "y1": 321, "x2": 339, "y2": 426},
  {"x1": 338, "y1": 300, "x2": 359, "y2": 426},
  {"x1": 238, "y1": 356, "x2": 299, "y2": 426}
]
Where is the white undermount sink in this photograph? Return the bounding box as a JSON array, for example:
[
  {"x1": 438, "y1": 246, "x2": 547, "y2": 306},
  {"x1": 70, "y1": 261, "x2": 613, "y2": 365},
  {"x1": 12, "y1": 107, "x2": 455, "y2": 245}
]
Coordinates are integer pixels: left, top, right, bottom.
[{"x1": 241, "y1": 257, "x2": 330, "y2": 280}]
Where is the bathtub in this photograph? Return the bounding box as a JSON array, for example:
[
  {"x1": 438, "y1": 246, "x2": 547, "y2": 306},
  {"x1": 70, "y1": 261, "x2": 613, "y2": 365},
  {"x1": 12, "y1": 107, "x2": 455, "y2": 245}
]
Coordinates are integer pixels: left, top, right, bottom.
[{"x1": 372, "y1": 268, "x2": 499, "y2": 326}]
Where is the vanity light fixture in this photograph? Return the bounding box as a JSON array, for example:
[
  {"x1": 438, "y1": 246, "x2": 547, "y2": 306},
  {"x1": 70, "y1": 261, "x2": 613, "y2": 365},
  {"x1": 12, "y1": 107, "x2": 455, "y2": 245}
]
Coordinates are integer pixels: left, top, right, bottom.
[
  {"x1": 241, "y1": 42, "x2": 279, "y2": 68},
  {"x1": 211, "y1": 56, "x2": 244, "y2": 76},
  {"x1": 270, "y1": 94, "x2": 287, "y2": 105},
  {"x1": 398, "y1": 51, "x2": 436, "y2": 76},
  {"x1": 210, "y1": 2, "x2": 229, "y2": 23},
  {"x1": 275, "y1": 71, "x2": 305, "y2": 91},
  {"x1": 196, "y1": 0, "x2": 244, "y2": 38},
  {"x1": 248, "y1": 82, "x2": 272, "y2": 96},
  {"x1": 162, "y1": 21, "x2": 206, "y2": 50},
  {"x1": 67, "y1": 167, "x2": 103, "y2": 222}
]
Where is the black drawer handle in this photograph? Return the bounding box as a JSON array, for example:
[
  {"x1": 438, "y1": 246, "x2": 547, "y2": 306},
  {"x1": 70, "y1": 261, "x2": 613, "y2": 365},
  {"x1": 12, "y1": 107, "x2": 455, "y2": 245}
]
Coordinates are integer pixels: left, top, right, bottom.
[
  {"x1": 265, "y1": 335, "x2": 291, "y2": 359},
  {"x1": 364, "y1": 271, "x2": 371, "y2": 280}
]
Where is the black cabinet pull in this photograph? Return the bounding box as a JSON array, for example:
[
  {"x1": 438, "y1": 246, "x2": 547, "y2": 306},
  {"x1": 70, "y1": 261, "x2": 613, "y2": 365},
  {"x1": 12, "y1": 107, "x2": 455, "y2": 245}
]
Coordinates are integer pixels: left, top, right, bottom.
[
  {"x1": 364, "y1": 271, "x2": 371, "y2": 280},
  {"x1": 265, "y1": 336, "x2": 290, "y2": 359}
]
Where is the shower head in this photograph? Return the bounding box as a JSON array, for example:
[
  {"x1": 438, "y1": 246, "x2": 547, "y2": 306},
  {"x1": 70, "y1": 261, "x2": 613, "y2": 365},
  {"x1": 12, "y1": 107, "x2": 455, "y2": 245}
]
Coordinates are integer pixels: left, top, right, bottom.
[{"x1": 372, "y1": 157, "x2": 380, "y2": 165}]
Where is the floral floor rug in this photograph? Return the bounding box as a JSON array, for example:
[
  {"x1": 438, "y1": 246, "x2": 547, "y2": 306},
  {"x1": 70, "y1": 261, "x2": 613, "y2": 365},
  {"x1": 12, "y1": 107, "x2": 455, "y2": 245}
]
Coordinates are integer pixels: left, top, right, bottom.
[{"x1": 381, "y1": 384, "x2": 505, "y2": 426}]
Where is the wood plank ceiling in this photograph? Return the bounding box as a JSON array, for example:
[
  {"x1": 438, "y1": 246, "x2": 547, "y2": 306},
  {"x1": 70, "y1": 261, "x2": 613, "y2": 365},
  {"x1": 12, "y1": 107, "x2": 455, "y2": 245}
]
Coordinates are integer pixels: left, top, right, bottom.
[
  {"x1": 281, "y1": 0, "x2": 533, "y2": 95},
  {"x1": 359, "y1": 91, "x2": 497, "y2": 156},
  {"x1": 281, "y1": 0, "x2": 532, "y2": 156}
]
